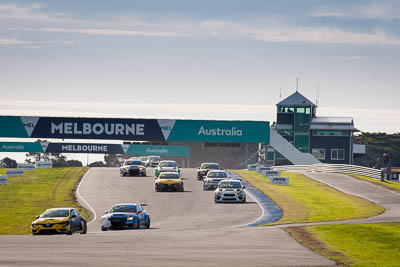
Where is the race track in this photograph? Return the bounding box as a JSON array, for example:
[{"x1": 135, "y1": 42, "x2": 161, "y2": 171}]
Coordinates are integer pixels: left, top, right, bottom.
[{"x1": 0, "y1": 168, "x2": 335, "y2": 267}]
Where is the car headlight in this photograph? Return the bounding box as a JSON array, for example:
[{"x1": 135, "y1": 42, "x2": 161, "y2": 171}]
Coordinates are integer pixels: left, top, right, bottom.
[
  {"x1": 124, "y1": 167, "x2": 129, "y2": 171},
  {"x1": 31, "y1": 223, "x2": 38, "y2": 227},
  {"x1": 127, "y1": 216, "x2": 134, "y2": 221}
]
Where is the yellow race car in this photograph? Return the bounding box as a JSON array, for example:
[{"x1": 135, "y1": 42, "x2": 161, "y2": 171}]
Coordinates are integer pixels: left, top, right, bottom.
[
  {"x1": 155, "y1": 172, "x2": 184, "y2": 192},
  {"x1": 31, "y1": 207, "x2": 87, "y2": 235}
]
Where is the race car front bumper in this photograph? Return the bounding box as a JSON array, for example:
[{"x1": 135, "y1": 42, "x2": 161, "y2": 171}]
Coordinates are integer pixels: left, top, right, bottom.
[
  {"x1": 120, "y1": 168, "x2": 146, "y2": 176},
  {"x1": 156, "y1": 183, "x2": 184, "y2": 191},
  {"x1": 214, "y1": 191, "x2": 246, "y2": 202},
  {"x1": 101, "y1": 217, "x2": 139, "y2": 230},
  {"x1": 31, "y1": 222, "x2": 71, "y2": 235}
]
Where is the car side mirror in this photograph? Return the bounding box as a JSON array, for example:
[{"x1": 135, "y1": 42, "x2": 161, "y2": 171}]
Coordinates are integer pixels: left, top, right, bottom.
[
  {"x1": 71, "y1": 214, "x2": 77, "y2": 218},
  {"x1": 137, "y1": 210, "x2": 142, "y2": 214},
  {"x1": 104, "y1": 210, "x2": 108, "y2": 214},
  {"x1": 36, "y1": 215, "x2": 40, "y2": 219},
  {"x1": 243, "y1": 186, "x2": 246, "y2": 189},
  {"x1": 197, "y1": 167, "x2": 200, "y2": 169}
]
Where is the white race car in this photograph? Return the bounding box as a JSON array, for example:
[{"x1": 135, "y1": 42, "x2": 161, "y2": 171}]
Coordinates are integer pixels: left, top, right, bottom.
[
  {"x1": 155, "y1": 160, "x2": 180, "y2": 177},
  {"x1": 203, "y1": 170, "x2": 229, "y2": 190},
  {"x1": 144, "y1": 155, "x2": 160, "y2": 167},
  {"x1": 214, "y1": 179, "x2": 246, "y2": 203},
  {"x1": 120, "y1": 159, "x2": 146, "y2": 177}
]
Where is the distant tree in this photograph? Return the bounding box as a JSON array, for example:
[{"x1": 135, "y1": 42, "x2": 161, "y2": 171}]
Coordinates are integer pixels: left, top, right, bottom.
[
  {"x1": 354, "y1": 132, "x2": 400, "y2": 167},
  {"x1": 0, "y1": 157, "x2": 17, "y2": 168},
  {"x1": 104, "y1": 154, "x2": 121, "y2": 167},
  {"x1": 89, "y1": 161, "x2": 107, "y2": 167},
  {"x1": 66, "y1": 160, "x2": 83, "y2": 167},
  {"x1": 25, "y1": 139, "x2": 71, "y2": 167}
]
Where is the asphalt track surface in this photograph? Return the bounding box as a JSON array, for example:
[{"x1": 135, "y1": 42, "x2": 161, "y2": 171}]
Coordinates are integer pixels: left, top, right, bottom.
[{"x1": 0, "y1": 167, "x2": 335, "y2": 267}]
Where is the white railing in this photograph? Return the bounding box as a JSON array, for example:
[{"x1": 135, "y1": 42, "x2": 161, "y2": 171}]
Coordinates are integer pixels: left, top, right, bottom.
[
  {"x1": 269, "y1": 128, "x2": 320, "y2": 165},
  {"x1": 272, "y1": 163, "x2": 382, "y2": 180}
]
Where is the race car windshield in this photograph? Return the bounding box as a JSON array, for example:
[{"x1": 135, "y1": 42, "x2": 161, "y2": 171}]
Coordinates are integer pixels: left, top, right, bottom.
[
  {"x1": 159, "y1": 173, "x2": 180, "y2": 179},
  {"x1": 41, "y1": 209, "x2": 70, "y2": 218},
  {"x1": 125, "y1": 160, "x2": 142, "y2": 165},
  {"x1": 208, "y1": 172, "x2": 228, "y2": 178},
  {"x1": 110, "y1": 205, "x2": 137, "y2": 213},
  {"x1": 202, "y1": 164, "x2": 219, "y2": 169},
  {"x1": 219, "y1": 182, "x2": 242, "y2": 189},
  {"x1": 149, "y1": 156, "x2": 160, "y2": 160},
  {"x1": 159, "y1": 162, "x2": 177, "y2": 167}
]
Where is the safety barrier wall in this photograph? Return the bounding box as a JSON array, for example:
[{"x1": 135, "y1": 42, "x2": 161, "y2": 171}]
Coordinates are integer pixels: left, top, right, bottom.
[{"x1": 271, "y1": 163, "x2": 382, "y2": 180}]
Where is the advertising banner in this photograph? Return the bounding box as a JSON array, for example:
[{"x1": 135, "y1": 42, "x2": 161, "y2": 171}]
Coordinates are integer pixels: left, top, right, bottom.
[
  {"x1": 0, "y1": 175, "x2": 7, "y2": 185},
  {"x1": 124, "y1": 145, "x2": 190, "y2": 156},
  {"x1": 0, "y1": 142, "x2": 44, "y2": 152},
  {"x1": 46, "y1": 143, "x2": 124, "y2": 154},
  {"x1": 35, "y1": 161, "x2": 53, "y2": 169},
  {"x1": 17, "y1": 163, "x2": 35, "y2": 171},
  {"x1": 166, "y1": 120, "x2": 270, "y2": 143},
  {"x1": 6, "y1": 169, "x2": 24, "y2": 177},
  {"x1": 0, "y1": 116, "x2": 270, "y2": 143},
  {"x1": 263, "y1": 170, "x2": 281, "y2": 178},
  {"x1": 269, "y1": 177, "x2": 289, "y2": 185}
]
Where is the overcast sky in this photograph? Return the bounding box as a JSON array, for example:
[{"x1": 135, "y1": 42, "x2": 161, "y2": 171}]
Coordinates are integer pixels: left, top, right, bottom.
[{"x1": 1, "y1": 0, "x2": 399, "y2": 136}]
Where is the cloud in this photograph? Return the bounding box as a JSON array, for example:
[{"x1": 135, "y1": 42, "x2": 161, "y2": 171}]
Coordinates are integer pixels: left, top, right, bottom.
[
  {"x1": 0, "y1": 3, "x2": 60, "y2": 22},
  {"x1": 201, "y1": 20, "x2": 400, "y2": 45},
  {"x1": 2, "y1": 2, "x2": 400, "y2": 46},
  {"x1": 37, "y1": 27, "x2": 190, "y2": 37},
  {"x1": 313, "y1": 1, "x2": 400, "y2": 20},
  {"x1": 0, "y1": 36, "x2": 30, "y2": 45},
  {"x1": 0, "y1": 35, "x2": 74, "y2": 47},
  {"x1": 352, "y1": 56, "x2": 363, "y2": 61}
]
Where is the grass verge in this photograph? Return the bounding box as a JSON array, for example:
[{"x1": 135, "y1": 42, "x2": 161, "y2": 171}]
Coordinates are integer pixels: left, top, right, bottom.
[
  {"x1": 286, "y1": 223, "x2": 400, "y2": 266},
  {"x1": 234, "y1": 170, "x2": 384, "y2": 225},
  {"x1": 0, "y1": 167, "x2": 89, "y2": 235}
]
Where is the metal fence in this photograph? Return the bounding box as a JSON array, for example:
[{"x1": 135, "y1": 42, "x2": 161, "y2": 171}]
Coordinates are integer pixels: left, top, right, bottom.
[{"x1": 269, "y1": 163, "x2": 382, "y2": 180}]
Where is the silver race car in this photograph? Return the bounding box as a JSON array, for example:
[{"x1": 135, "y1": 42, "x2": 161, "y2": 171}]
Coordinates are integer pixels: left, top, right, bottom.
[
  {"x1": 214, "y1": 180, "x2": 246, "y2": 203},
  {"x1": 144, "y1": 155, "x2": 161, "y2": 167},
  {"x1": 203, "y1": 170, "x2": 229, "y2": 190},
  {"x1": 155, "y1": 160, "x2": 181, "y2": 177},
  {"x1": 120, "y1": 159, "x2": 146, "y2": 177}
]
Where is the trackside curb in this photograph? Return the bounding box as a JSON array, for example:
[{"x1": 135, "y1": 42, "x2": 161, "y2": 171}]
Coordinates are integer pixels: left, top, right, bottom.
[
  {"x1": 228, "y1": 172, "x2": 282, "y2": 226},
  {"x1": 76, "y1": 168, "x2": 97, "y2": 224}
]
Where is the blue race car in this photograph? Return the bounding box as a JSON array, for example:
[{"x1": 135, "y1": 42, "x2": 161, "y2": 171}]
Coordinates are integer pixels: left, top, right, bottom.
[{"x1": 100, "y1": 203, "x2": 150, "y2": 231}]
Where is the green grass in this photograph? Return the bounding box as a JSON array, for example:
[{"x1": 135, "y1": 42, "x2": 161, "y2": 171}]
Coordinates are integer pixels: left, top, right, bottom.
[
  {"x1": 0, "y1": 167, "x2": 89, "y2": 235},
  {"x1": 304, "y1": 223, "x2": 400, "y2": 266},
  {"x1": 348, "y1": 174, "x2": 400, "y2": 193},
  {"x1": 234, "y1": 170, "x2": 384, "y2": 225}
]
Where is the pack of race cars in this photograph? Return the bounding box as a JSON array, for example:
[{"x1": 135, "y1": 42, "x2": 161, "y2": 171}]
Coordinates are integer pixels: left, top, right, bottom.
[{"x1": 31, "y1": 157, "x2": 246, "y2": 235}]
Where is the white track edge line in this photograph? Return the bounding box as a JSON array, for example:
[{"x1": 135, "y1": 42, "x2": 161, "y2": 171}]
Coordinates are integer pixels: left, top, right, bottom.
[
  {"x1": 239, "y1": 188, "x2": 266, "y2": 227},
  {"x1": 76, "y1": 168, "x2": 97, "y2": 224},
  {"x1": 227, "y1": 172, "x2": 265, "y2": 227}
]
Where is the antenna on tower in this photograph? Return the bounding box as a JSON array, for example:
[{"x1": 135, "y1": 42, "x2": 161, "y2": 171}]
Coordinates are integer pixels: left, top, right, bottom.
[
  {"x1": 280, "y1": 88, "x2": 282, "y2": 101},
  {"x1": 316, "y1": 83, "x2": 319, "y2": 107},
  {"x1": 296, "y1": 78, "x2": 299, "y2": 92}
]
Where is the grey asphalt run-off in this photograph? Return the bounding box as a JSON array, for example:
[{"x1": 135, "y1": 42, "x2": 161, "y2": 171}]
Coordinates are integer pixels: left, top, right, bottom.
[{"x1": 228, "y1": 171, "x2": 282, "y2": 226}]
